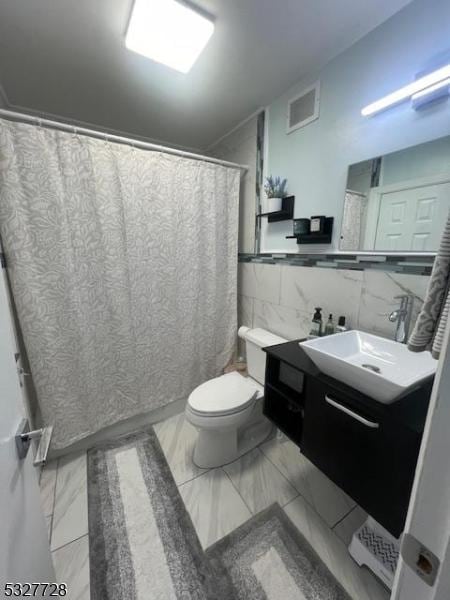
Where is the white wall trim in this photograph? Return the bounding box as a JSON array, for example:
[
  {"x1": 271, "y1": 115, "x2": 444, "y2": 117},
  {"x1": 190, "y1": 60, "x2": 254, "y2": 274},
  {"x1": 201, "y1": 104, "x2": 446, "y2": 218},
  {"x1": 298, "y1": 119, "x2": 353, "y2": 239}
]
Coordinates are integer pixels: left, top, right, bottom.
[{"x1": 371, "y1": 172, "x2": 450, "y2": 196}]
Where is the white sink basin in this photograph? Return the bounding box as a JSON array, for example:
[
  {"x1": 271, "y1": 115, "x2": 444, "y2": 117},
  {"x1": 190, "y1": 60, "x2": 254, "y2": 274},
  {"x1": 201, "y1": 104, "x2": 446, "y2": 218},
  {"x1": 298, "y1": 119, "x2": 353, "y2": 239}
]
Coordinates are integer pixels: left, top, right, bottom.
[{"x1": 300, "y1": 331, "x2": 437, "y2": 403}]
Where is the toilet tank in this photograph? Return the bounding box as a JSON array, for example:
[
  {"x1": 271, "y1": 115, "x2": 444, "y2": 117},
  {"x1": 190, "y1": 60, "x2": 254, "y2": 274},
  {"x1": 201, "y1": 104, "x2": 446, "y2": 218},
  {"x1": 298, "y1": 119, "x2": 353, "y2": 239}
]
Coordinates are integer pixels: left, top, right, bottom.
[{"x1": 238, "y1": 327, "x2": 287, "y2": 385}]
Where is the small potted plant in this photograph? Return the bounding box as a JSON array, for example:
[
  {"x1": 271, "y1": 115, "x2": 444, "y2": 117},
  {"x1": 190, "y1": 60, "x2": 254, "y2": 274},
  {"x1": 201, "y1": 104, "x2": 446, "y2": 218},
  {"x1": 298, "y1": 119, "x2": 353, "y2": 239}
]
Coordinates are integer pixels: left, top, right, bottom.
[{"x1": 263, "y1": 175, "x2": 288, "y2": 213}]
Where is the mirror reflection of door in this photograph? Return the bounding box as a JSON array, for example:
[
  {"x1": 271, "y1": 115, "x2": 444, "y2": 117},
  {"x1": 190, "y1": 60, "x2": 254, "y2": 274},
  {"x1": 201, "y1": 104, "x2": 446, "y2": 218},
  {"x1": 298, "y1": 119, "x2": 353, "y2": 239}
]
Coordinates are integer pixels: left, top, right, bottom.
[
  {"x1": 341, "y1": 135, "x2": 450, "y2": 252},
  {"x1": 372, "y1": 179, "x2": 450, "y2": 251}
]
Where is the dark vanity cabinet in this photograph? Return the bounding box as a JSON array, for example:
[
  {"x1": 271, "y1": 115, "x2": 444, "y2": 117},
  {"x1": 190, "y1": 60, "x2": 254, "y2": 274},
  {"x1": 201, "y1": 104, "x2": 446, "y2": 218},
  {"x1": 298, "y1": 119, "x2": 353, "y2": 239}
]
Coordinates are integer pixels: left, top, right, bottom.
[
  {"x1": 263, "y1": 340, "x2": 432, "y2": 538},
  {"x1": 264, "y1": 356, "x2": 305, "y2": 445}
]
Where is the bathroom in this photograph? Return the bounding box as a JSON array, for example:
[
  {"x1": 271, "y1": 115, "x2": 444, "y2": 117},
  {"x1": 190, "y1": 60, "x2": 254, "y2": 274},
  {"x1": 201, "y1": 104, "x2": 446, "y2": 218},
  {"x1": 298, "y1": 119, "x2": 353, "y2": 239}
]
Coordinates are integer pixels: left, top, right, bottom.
[{"x1": 1, "y1": 0, "x2": 450, "y2": 598}]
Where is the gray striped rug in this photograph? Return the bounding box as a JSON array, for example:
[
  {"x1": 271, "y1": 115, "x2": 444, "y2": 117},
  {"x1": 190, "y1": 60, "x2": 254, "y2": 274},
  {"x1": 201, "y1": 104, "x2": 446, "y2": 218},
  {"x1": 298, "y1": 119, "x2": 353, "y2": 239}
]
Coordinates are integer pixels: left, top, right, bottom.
[
  {"x1": 207, "y1": 504, "x2": 350, "y2": 600},
  {"x1": 88, "y1": 429, "x2": 230, "y2": 599},
  {"x1": 88, "y1": 429, "x2": 350, "y2": 600}
]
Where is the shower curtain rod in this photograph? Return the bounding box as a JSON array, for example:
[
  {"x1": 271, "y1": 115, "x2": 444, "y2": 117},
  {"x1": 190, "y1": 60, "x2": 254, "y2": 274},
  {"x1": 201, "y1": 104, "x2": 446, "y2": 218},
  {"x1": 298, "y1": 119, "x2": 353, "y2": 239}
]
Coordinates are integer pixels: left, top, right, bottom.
[{"x1": 0, "y1": 108, "x2": 249, "y2": 173}]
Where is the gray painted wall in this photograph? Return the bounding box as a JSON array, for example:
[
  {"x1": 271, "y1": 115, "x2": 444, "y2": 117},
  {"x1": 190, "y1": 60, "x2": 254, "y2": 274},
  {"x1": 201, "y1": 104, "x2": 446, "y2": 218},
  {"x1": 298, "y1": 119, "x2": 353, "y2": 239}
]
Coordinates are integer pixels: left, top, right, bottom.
[{"x1": 263, "y1": 0, "x2": 450, "y2": 252}]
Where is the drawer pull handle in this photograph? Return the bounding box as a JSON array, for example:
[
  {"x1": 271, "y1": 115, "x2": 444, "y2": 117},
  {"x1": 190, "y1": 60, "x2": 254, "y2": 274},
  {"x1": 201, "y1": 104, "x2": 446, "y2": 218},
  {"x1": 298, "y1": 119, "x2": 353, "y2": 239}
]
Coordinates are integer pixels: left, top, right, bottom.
[{"x1": 325, "y1": 395, "x2": 379, "y2": 429}]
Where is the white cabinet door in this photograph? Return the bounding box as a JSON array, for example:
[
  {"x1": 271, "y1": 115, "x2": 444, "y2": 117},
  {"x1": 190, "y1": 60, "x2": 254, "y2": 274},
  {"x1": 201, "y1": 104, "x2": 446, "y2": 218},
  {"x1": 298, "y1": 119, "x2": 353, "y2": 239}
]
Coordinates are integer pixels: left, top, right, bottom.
[
  {"x1": 0, "y1": 270, "x2": 54, "y2": 592},
  {"x1": 374, "y1": 182, "x2": 450, "y2": 251}
]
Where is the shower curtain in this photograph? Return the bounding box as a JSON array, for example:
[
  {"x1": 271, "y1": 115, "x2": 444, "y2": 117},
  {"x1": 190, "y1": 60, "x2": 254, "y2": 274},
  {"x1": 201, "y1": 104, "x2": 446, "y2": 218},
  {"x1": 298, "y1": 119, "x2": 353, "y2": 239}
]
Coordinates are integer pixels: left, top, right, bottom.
[
  {"x1": 340, "y1": 191, "x2": 368, "y2": 251},
  {"x1": 0, "y1": 120, "x2": 239, "y2": 449}
]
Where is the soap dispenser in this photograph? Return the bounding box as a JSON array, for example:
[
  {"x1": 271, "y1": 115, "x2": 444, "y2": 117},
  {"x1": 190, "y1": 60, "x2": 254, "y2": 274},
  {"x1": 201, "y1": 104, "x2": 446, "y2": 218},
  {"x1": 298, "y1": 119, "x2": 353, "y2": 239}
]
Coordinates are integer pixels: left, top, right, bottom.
[
  {"x1": 308, "y1": 307, "x2": 323, "y2": 339},
  {"x1": 324, "y1": 314, "x2": 335, "y2": 336}
]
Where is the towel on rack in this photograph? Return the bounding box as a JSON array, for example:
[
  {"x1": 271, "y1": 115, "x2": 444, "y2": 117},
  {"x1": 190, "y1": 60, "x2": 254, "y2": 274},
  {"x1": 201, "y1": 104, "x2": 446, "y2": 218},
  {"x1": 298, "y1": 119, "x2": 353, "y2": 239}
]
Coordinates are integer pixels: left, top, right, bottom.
[{"x1": 408, "y1": 210, "x2": 450, "y2": 359}]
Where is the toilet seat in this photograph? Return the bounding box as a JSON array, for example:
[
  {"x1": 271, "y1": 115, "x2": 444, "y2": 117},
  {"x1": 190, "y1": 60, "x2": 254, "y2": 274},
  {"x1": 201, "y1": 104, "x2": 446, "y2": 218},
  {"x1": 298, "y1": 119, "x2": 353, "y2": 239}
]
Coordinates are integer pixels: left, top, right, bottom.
[{"x1": 188, "y1": 371, "x2": 262, "y2": 417}]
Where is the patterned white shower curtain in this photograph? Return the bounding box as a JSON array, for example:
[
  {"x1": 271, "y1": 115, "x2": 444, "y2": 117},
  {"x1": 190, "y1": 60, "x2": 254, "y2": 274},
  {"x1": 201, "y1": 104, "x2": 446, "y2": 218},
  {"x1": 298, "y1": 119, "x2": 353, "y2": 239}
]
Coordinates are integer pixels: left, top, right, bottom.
[
  {"x1": 0, "y1": 120, "x2": 239, "y2": 449},
  {"x1": 340, "y1": 191, "x2": 368, "y2": 251}
]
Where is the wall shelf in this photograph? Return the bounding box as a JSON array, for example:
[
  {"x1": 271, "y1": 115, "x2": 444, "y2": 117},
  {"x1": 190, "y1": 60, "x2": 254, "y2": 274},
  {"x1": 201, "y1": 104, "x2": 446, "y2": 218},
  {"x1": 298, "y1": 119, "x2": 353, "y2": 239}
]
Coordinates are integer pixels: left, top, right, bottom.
[
  {"x1": 257, "y1": 196, "x2": 294, "y2": 223},
  {"x1": 287, "y1": 217, "x2": 334, "y2": 244}
]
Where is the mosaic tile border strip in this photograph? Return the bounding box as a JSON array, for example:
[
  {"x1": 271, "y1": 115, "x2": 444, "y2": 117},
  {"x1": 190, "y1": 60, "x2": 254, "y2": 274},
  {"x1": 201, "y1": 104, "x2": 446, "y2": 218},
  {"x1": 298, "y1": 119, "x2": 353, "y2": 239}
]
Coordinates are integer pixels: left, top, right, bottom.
[
  {"x1": 254, "y1": 110, "x2": 265, "y2": 254},
  {"x1": 238, "y1": 253, "x2": 434, "y2": 276}
]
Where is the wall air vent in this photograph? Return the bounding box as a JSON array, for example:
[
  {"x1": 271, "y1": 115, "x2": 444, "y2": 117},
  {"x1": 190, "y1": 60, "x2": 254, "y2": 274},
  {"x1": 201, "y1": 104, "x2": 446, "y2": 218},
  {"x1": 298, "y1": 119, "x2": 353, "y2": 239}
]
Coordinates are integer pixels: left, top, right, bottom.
[{"x1": 286, "y1": 82, "x2": 320, "y2": 134}]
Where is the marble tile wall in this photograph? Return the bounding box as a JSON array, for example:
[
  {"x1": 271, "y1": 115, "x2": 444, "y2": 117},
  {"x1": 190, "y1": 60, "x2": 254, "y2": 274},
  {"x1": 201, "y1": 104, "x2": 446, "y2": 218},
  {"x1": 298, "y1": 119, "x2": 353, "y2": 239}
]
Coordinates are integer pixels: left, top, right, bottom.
[{"x1": 237, "y1": 261, "x2": 430, "y2": 347}]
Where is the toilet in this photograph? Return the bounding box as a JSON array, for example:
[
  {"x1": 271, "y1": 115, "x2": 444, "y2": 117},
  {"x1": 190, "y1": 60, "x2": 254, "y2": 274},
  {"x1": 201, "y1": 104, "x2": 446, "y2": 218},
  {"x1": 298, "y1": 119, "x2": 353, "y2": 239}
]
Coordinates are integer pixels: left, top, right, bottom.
[{"x1": 185, "y1": 326, "x2": 286, "y2": 468}]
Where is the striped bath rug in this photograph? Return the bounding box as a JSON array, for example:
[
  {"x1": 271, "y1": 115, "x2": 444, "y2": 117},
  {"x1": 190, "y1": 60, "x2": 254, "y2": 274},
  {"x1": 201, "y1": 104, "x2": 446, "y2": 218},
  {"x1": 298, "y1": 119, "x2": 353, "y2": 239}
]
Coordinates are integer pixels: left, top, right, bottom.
[
  {"x1": 87, "y1": 429, "x2": 230, "y2": 599},
  {"x1": 88, "y1": 428, "x2": 350, "y2": 599},
  {"x1": 207, "y1": 504, "x2": 350, "y2": 600}
]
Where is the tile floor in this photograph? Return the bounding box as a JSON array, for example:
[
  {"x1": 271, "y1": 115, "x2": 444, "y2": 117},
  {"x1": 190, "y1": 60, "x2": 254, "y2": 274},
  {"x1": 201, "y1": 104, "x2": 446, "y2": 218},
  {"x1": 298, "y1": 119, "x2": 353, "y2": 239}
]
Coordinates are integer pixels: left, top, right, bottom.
[
  {"x1": 40, "y1": 452, "x2": 90, "y2": 600},
  {"x1": 40, "y1": 412, "x2": 390, "y2": 600}
]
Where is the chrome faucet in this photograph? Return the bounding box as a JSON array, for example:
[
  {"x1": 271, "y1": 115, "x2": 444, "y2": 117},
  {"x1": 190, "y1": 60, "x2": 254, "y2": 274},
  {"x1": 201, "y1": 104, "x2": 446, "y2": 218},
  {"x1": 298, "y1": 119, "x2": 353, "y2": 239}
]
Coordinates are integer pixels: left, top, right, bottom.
[{"x1": 389, "y1": 294, "x2": 414, "y2": 343}]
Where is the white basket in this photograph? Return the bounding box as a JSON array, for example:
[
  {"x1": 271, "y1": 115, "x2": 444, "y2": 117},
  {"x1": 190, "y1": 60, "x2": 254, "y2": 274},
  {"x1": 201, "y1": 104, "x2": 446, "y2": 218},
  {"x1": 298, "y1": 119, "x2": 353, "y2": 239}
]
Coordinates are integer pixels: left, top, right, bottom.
[{"x1": 349, "y1": 516, "x2": 400, "y2": 590}]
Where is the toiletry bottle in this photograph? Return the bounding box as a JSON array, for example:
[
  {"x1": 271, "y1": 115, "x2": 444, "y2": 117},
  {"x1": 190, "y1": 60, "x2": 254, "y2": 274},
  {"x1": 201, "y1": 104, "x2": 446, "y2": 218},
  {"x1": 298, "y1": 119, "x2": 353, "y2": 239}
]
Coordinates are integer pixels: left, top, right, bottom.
[
  {"x1": 325, "y1": 314, "x2": 335, "y2": 336},
  {"x1": 336, "y1": 316, "x2": 348, "y2": 332},
  {"x1": 308, "y1": 307, "x2": 323, "y2": 338}
]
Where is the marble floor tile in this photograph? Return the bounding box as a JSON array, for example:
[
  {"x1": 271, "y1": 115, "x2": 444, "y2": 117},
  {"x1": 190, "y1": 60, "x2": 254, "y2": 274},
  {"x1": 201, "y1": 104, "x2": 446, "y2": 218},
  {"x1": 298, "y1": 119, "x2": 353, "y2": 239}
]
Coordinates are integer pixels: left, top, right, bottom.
[
  {"x1": 334, "y1": 505, "x2": 368, "y2": 546},
  {"x1": 154, "y1": 413, "x2": 208, "y2": 486},
  {"x1": 52, "y1": 535, "x2": 90, "y2": 600},
  {"x1": 40, "y1": 460, "x2": 58, "y2": 517},
  {"x1": 284, "y1": 495, "x2": 389, "y2": 600},
  {"x1": 260, "y1": 438, "x2": 355, "y2": 527},
  {"x1": 223, "y1": 448, "x2": 298, "y2": 513},
  {"x1": 51, "y1": 452, "x2": 88, "y2": 551},
  {"x1": 178, "y1": 468, "x2": 251, "y2": 549}
]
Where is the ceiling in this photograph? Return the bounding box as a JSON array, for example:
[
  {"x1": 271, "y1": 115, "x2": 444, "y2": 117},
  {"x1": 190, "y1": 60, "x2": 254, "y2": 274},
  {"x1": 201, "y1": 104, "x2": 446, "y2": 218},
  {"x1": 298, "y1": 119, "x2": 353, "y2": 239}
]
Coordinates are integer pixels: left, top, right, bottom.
[{"x1": 0, "y1": 0, "x2": 412, "y2": 151}]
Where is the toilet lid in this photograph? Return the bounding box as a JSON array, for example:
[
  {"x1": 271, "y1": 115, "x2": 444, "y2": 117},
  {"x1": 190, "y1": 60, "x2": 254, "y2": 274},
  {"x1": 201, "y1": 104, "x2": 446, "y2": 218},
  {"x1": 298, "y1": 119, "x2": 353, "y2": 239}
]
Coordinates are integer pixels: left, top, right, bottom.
[{"x1": 188, "y1": 371, "x2": 261, "y2": 416}]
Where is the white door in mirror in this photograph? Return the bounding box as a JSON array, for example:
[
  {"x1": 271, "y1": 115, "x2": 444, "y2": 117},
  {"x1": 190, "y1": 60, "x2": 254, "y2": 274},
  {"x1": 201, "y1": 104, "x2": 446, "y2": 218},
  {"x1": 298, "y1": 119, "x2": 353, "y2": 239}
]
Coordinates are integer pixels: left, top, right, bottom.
[{"x1": 374, "y1": 182, "x2": 450, "y2": 251}]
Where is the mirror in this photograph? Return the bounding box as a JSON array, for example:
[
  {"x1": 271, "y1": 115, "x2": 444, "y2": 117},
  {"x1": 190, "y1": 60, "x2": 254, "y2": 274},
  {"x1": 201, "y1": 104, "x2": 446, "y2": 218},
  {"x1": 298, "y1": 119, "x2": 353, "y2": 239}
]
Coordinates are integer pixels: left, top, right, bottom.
[{"x1": 340, "y1": 136, "x2": 450, "y2": 252}]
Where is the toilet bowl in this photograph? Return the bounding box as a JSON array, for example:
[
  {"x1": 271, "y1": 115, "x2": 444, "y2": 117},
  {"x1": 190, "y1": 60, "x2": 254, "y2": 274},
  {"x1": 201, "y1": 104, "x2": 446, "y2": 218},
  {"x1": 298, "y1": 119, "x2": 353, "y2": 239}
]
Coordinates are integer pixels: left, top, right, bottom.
[{"x1": 185, "y1": 327, "x2": 286, "y2": 468}]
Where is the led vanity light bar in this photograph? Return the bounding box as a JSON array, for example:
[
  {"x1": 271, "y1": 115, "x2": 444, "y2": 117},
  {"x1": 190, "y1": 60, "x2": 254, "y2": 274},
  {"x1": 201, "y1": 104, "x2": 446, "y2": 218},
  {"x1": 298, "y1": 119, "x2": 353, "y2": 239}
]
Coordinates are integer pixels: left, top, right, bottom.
[
  {"x1": 362, "y1": 63, "x2": 450, "y2": 116},
  {"x1": 411, "y1": 77, "x2": 450, "y2": 101}
]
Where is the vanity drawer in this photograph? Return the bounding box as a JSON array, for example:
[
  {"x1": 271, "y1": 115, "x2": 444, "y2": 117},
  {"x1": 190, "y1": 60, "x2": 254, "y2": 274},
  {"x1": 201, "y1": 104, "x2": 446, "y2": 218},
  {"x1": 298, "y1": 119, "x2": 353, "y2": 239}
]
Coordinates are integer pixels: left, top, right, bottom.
[{"x1": 302, "y1": 378, "x2": 412, "y2": 537}]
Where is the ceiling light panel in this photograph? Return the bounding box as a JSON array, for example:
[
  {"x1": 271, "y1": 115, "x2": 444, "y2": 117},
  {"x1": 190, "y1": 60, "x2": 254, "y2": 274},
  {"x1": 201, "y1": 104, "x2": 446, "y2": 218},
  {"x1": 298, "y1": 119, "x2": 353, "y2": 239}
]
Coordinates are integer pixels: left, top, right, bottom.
[{"x1": 126, "y1": 0, "x2": 214, "y2": 73}]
